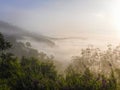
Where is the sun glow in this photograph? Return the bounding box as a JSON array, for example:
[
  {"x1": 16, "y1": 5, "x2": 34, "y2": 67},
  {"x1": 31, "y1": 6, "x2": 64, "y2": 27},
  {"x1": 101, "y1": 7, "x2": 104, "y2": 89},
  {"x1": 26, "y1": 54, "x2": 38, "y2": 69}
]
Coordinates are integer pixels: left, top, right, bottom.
[{"x1": 111, "y1": 0, "x2": 120, "y2": 37}]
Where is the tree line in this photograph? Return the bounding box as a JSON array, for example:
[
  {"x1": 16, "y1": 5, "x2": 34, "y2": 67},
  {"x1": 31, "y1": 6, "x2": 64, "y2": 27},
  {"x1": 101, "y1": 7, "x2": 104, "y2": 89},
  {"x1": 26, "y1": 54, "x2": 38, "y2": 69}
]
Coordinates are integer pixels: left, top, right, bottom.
[{"x1": 0, "y1": 32, "x2": 120, "y2": 90}]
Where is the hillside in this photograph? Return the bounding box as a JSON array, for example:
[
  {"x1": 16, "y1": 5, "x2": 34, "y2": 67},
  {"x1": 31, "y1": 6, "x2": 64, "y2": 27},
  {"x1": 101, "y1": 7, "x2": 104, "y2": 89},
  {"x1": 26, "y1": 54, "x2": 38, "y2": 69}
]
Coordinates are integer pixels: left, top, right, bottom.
[{"x1": 0, "y1": 21, "x2": 55, "y2": 46}]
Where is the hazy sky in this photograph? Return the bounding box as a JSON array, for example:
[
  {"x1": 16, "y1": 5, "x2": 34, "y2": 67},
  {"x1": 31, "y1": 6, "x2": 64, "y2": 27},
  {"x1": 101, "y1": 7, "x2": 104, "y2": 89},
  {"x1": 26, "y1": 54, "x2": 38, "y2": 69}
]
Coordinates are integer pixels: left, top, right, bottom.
[{"x1": 0, "y1": 0, "x2": 120, "y2": 38}]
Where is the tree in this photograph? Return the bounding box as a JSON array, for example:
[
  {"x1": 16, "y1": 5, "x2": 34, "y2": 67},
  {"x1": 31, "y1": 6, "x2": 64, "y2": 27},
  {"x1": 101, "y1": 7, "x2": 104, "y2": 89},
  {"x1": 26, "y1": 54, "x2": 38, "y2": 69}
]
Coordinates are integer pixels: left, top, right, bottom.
[
  {"x1": 0, "y1": 33, "x2": 22, "y2": 90},
  {"x1": 0, "y1": 33, "x2": 11, "y2": 52},
  {"x1": 18, "y1": 57, "x2": 58, "y2": 90}
]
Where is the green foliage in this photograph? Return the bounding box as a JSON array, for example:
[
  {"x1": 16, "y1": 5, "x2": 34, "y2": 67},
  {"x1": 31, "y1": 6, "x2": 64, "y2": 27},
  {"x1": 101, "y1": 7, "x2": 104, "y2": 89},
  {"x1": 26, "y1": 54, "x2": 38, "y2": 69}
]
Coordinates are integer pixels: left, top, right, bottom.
[
  {"x1": 0, "y1": 33, "x2": 11, "y2": 51},
  {"x1": 0, "y1": 79, "x2": 10, "y2": 90},
  {"x1": 64, "y1": 67, "x2": 117, "y2": 90},
  {"x1": 0, "y1": 32, "x2": 119, "y2": 90},
  {"x1": 17, "y1": 57, "x2": 57, "y2": 90}
]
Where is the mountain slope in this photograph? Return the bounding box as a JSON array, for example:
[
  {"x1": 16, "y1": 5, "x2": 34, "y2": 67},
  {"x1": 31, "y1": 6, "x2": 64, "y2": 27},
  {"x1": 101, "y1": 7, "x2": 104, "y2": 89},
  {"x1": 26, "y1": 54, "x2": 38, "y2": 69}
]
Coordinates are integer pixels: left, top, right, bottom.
[{"x1": 0, "y1": 21, "x2": 55, "y2": 46}]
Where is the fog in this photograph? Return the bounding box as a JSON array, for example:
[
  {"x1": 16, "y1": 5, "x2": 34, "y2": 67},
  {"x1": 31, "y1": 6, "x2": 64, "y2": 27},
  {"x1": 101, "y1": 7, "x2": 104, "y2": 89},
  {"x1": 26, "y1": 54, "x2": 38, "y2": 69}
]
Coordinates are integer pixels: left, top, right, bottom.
[
  {"x1": 1, "y1": 0, "x2": 120, "y2": 62},
  {"x1": 0, "y1": 20, "x2": 119, "y2": 63},
  {"x1": 21, "y1": 34, "x2": 120, "y2": 63}
]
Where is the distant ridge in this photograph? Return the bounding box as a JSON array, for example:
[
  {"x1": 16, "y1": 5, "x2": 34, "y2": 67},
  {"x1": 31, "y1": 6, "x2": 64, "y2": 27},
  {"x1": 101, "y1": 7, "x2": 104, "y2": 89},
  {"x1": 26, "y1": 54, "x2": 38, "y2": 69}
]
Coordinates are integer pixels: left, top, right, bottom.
[{"x1": 0, "y1": 21, "x2": 55, "y2": 46}]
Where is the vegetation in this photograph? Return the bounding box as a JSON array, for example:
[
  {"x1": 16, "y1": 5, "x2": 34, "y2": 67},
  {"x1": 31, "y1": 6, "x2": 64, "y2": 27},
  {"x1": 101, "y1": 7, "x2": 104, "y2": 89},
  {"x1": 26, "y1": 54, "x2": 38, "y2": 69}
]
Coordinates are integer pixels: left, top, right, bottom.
[{"x1": 0, "y1": 32, "x2": 120, "y2": 90}]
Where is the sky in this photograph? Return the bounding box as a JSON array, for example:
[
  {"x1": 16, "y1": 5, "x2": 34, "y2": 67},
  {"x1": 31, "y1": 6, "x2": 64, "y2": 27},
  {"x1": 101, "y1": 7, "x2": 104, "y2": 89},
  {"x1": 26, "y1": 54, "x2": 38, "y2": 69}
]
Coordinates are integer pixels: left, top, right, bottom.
[{"x1": 0, "y1": 0, "x2": 120, "y2": 38}]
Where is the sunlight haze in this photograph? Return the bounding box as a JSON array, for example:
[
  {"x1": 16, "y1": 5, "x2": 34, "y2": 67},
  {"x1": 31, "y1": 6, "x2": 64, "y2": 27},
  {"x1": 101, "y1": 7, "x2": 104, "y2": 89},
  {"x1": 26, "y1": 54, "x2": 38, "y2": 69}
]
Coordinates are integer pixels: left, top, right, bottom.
[{"x1": 0, "y1": 0, "x2": 120, "y2": 61}]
